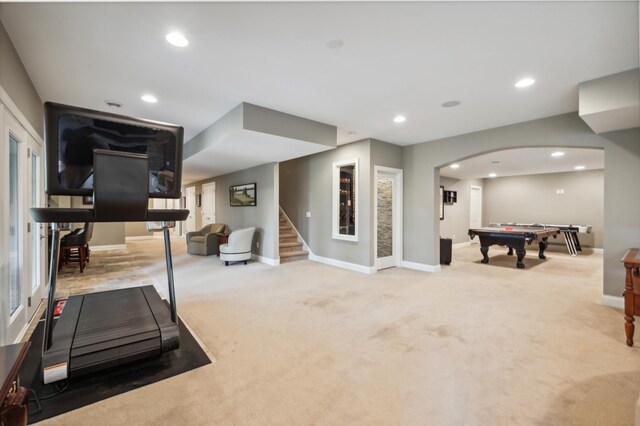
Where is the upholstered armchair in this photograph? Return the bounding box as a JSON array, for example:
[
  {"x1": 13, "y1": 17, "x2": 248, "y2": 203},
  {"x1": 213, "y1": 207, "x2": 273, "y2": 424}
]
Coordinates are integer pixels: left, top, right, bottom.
[
  {"x1": 219, "y1": 227, "x2": 256, "y2": 266},
  {"x1": 186, "y1": 223, "x2": 229, "y2": 256}
]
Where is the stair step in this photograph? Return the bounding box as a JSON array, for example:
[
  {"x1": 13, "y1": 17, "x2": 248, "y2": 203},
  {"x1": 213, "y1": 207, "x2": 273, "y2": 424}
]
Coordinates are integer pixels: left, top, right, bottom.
[
  {"x1": 280, "y1": 241, "x2": 302, "y2": 248},
  {"x1": 279, "y1": 225, "x2": 292, "y2": 230},
  {"x1": 280, "y1": 250, "x2": 309, "y2": 263},
  {"x1": 280, "y1": 233, "x2": 297, "y2": 239},
  {"x1": 280, "y1": 242, "x2": 303, "y2": 253}
]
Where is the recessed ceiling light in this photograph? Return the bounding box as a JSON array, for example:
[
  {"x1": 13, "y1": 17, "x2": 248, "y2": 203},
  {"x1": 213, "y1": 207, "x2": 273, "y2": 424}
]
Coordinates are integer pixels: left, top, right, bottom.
[
  {"x1": 348, "y1": 130, "x2": 357, "y2": 135},
  {"x1": 393, "y1": 115, "x2": 406, "y2": 123},
  {"x1": 551, "y1": 151, "x2": 565, "y2": 157},
  {"x1": 166, "y1": 31, "x2": 189, "y2": 47},
  {"x1": 491, "y1": 160, "x2": 501, "y2": 164},
  {"x1": 515, "y1": 78, "x2": 535, "y2": 88},
  {"x1": 141, "y1": 94, "x2": 158, "y2": 103},
  {"x1": 574, "y1": 165, "x2": 586, "y2": 170},
  {"x1": 442, "y1": 100, "x2": 461, "y2": 108},
  {"x1": 325, "y1": 38, "x2": 344, "y2": 49},
  {"x1": 489, "y1": 173, "x2": 497, "y2": 178},
  {"x1": 104, "y1": 100, "x2": 122, "y2": 108},
  {"x1": 450, "y1": 164, "x2": 460, "y2": 169}
]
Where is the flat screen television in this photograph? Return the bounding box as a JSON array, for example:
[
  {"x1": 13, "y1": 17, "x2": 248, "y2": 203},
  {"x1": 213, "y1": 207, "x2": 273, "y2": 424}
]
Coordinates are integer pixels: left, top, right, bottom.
[{"x1": 44, "y1": 102, "x2": 184, "y2": 198}]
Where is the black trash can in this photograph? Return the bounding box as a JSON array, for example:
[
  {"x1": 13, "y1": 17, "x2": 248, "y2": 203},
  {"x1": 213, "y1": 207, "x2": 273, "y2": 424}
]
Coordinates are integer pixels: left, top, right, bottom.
[{"x1": 440, "y1": 238, "x2": 452, "y2": 265}]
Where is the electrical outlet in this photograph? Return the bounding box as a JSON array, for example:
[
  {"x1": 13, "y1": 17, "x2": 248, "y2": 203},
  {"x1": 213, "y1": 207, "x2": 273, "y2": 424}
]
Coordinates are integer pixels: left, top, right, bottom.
[
  {"x1": 306, "y1": 211, "x2": 311, "y2": 218},
  {"x1": 256, "y1": 241, "x2": 260, "y2": 248}
]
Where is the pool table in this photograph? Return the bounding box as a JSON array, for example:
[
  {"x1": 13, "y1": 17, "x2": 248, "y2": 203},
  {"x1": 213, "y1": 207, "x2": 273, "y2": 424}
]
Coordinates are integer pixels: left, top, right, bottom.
[{"x1": 468, "y1": 226, "x2": 560, "y2": 269}]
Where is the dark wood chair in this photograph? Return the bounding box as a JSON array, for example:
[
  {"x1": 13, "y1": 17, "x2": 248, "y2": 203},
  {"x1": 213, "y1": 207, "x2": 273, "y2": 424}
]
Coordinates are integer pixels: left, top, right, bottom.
[{"x1": 59, "y1": 222, "x2": 93, "y2": 273}]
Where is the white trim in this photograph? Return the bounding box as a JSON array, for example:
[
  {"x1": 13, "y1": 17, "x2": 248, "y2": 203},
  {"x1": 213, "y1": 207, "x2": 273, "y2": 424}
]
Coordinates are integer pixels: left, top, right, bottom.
[
  {"x1": 401, "y1": 261, "x2": 442, "y2": 273},
  {"x1": 591, "y1": 248, "x2": 604, "y2": 254},
  {"x1": 278, "y1": 207, "x2": 311, "y2": 254},
  {"x1": 91, "y1": 244, "x2": 127, "y2": 252},
  {"x1": 125, "y1": 235, "x2": 154, "y2": 241},
  {"x1": 308, "y1": 252, "x2": 375, "y2": 274},
  {"x1": 13, "y1": 320, "x2": 30, "y2": 344},
  {"x1": 469, "y1": 184, "x2": 482, "y2": 228},
  {"x1": 374, "y1": 166, "x2": 404, "y2": 271},
  {"x1": 602, "y1": 295, "x2": 624, "y2": 309},
  {"x1": 251, "y1": 253, "x2": 280, "y2": 266},
  {"x1": 332, "y1": 157, "x2": 359, "y2": 242},
  {"x1": 453, "y1": 241, "x2": 472, "y2": 249},
  {"x1": 0, "y1": 85, "x2": 43, "y2": 146}
]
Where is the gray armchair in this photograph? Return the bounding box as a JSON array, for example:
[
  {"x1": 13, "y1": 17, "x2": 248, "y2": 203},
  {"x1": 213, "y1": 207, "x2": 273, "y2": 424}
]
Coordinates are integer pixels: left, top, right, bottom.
[{"x1": 186, "y1": 223, "x2": 229, "y2": 256}]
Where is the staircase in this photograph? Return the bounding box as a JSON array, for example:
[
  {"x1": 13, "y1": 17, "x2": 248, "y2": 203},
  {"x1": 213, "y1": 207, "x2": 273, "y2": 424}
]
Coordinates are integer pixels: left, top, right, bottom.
[{"x1": 279, "y1": 210, "x2": 309, "y2": 264}]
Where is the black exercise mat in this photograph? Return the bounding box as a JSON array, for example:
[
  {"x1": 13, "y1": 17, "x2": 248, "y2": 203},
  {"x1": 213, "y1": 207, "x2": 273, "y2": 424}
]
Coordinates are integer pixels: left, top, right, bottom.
[{"x1": 21, "y1": 312, "x2": 211, "y2": 424}]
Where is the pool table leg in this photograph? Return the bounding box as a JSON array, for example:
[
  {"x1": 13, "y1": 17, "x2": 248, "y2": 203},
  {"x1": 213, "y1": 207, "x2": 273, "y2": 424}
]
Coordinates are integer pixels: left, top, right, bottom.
[
  {"x1": 516, "y1": 248, "x2": 526, "y2": 269},
  {"x1": 480, "y1": 245, "x2": 489, "y2": 263},
  {"x1": 507, "y1": 246, "x2": 513, "y2": 256},
  {"x1": 538, "y1": 237, "x2": 548, "y2": 259}
]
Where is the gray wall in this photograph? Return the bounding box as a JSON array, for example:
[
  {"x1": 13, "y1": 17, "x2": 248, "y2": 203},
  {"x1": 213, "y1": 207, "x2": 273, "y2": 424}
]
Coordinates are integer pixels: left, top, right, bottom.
[
  {"x1": 185, "y1": 162, "x2": 279, "y2": 260},
  {"x1": 403, "y1": 112, "x2": 639, "y2": 298},
  {"x1": 439, "y1": 177, "x2": 484, "y2": 245},
  {"x1": 0, "y1": 19, "x2": 42, "y2": 137},
  {"x1": 280, "y1": 139, "x2": 372, "y2": 266},
  {"x1": 601, "y1": 128, "x2": 640, "y2": 296},
  {"x1": 69, "y1": 197, "x2": 125, "y2": 247},
  {"x1": 280, "y1": 138, "x2": 403, "y2": 267},
  {"x1": 482, "y1": 170, "x2": 604, "y2": 248}
]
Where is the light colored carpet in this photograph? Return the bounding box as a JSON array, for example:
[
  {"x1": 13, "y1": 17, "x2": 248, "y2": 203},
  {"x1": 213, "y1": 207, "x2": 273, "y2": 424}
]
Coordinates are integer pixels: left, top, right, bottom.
[{"x1": 37, "y1": 239, "x2": 640, "y2": 425}]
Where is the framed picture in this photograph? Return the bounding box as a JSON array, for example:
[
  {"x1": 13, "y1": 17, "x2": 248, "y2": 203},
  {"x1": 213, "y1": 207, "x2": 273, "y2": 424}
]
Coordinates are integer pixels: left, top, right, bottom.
[
  {"x1": 439, "y1": 186, "x2": 444, "y2": 220},
  {"x1": 83, "y1": 195, "x2": 93, "y2": 205},
  {"x1": 229, "y1": 183, "x2": 257, "y2": 207}
]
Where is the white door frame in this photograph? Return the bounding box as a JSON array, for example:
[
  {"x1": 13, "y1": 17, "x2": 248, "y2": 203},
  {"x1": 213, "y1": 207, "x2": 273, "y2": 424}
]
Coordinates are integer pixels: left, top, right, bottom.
[
  {"x1": 374, "y1": 166, "x2": 403, "y2": 271},
  {"x1": 26, "y1": 134, "x2": 46, "y2": 321},
  {"x1": 201, "y1": 182, "x2": 216, "y2": 226},
  {"x1": 469, "y1": 185, "x2": 483, "y2": 243},
  {"x1": 185, "y1": 186, "x2": 197, "y2": 233}
]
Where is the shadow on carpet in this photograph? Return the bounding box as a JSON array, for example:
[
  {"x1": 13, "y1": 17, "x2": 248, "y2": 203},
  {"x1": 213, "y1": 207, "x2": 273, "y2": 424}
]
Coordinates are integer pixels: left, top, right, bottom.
[{"x1": 21, "y1": 315, "x2": 211, "y2": 424}]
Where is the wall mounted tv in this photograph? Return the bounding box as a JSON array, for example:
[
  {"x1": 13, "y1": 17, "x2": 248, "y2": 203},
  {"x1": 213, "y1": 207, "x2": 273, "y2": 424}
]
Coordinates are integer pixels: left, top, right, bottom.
[{"x1": 44, "y1": 102, "x2": 184, "y2": 198}]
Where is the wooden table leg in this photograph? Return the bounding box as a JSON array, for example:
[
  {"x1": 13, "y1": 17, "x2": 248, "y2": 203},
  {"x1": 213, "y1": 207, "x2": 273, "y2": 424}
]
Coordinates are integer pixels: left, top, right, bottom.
[{"x1": 624, "y1": 265, "x2": 635, "y2": 347}]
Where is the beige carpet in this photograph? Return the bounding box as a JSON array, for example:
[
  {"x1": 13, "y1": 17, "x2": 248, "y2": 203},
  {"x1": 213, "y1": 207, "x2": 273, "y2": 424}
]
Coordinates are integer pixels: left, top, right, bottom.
[{"x1": 36, "y1": 239, "x2": 640, "y2": 425}]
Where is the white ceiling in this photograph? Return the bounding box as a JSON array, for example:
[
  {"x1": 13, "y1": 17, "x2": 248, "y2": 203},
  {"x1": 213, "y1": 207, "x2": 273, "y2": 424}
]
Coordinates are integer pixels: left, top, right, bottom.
[
  {"x1": 182, "y1": 130, "x2": 332, "y2": 184},
  {"x1": 440, "y1": 147, "x2": 604, "y2": 180},
  {"x1": 0, "y1": 2, "x2": 638, "y2": 151}
]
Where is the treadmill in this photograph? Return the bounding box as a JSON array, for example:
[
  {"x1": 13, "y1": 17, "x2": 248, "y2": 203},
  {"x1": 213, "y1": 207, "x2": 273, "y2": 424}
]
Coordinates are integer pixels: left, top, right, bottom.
[{"x1": 30, "y1": 102, "x2": 189, "y2": 384}]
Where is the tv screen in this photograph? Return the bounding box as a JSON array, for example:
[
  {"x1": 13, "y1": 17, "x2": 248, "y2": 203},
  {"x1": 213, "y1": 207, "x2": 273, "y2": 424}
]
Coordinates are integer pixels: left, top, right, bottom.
[{"x1": 44, "y1": 102, "x2": 184, "y2": 198}]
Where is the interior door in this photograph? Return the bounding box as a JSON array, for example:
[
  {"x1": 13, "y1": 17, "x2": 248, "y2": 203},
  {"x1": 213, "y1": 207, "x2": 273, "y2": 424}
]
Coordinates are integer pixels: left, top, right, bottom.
[
  {"x1": 185, "y1": 187, "x2": 196, "y2": 233},
  {"x1": 375, "y1": 167, "x2": 403, "y2": 271},
  {"x1": 2, "y1": 109, "x2": 29, "y2": 343},
  {"x1": 469, "y1": 185, "x2": 482, "y2": 239},
  {"x1": 27, "y1": 135, "x2": 46, "y2": 321},
  {"x1": 201, "y1": 182, "x2": 216, "y2": 226}
]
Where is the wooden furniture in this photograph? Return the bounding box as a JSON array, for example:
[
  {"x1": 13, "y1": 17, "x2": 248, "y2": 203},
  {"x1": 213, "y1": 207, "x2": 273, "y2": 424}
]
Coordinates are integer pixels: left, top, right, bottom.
[
  {"x1": 621, "y1": 248, "x2": 640, "y2": 347},
  {"x1": 468, "y1": 225, "x2": 560, "y2": 269},
  {"x1": 216, "y1": 234, "x2": 229, "y2": 257},
  {"x1": 0, "y1": 342, "x2": 30, "y2": 426}
]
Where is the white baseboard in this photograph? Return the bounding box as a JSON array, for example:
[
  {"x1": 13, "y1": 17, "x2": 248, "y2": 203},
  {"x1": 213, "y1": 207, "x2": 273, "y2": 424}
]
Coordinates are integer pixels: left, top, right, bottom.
[
  {"x1": 125, "y1": 236, "x2": 154, "y2": 241},
  {"x1": 308, "y1": 252, "x2": 375, "y2": 274},
  {"x1": 91, "y1": 244, "x2": 126, "y2": 252},
  {"x1": 602, "y1": 295, "x2": 624, "y2": 309},
  {"x1": 453, "y1": 241, "x2": 472, "y2": 249},
  {"x1": 401, "y1": 261, "x2": 442, "y2": 273},
  {"x1": 252, "y1": 254, "x2": 280, "y2": 266},
  {"x1": 592, "y1": 248, "x2": 604, "y2": 254}
]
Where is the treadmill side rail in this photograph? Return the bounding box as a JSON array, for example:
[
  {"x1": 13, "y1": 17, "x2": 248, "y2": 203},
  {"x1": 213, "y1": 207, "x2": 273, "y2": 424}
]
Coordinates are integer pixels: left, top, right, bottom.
[
  {"x1": 142, "y1": 286, "x2": 180, "y2": 352},
  {"x1": 41, "y1": 296, "x2": 84, "y2": 384}
]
